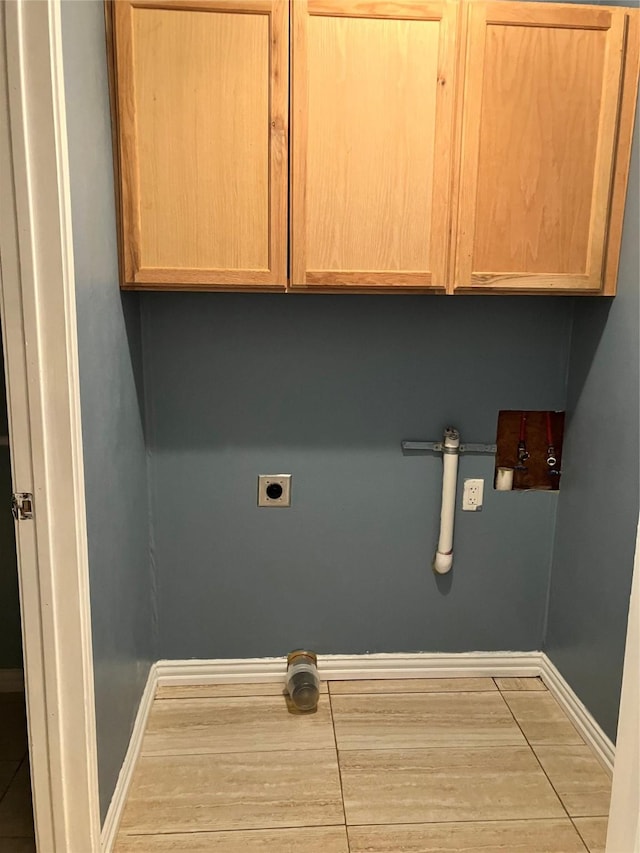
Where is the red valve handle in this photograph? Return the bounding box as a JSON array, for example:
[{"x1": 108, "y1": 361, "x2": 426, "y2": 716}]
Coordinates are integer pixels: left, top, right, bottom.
[{"x1": 519, "y1": 411, "x2": 527, "y2": 442}]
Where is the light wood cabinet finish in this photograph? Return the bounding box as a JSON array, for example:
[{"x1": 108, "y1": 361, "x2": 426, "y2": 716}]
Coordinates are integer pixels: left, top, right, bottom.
[
  {"x1": 111, "y1": 0, "x2": 288, "y2": 289},
  {"x1": 453, "y1": 2, "x2": 629, "y2": 293},
  {"x1": 290, "y1": 0, "x2": 458, "y2": 290},
  {"x1": 107, "y1": 0, "x2": 639, "y2": 294}
]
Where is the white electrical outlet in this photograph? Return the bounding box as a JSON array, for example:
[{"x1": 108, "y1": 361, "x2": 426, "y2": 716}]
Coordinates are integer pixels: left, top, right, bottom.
[{"x1": 463, "y1": 478, "x2": 484, "y2": 511}]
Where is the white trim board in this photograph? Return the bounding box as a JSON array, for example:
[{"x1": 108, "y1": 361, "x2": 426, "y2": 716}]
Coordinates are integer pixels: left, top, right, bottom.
[
  {"x1": 539, "y1": 655, "x2": 615, "y2": 775},
  {"x1": 155, "y1": 651, "x2": 544, "y2": 686},
  {"x1": 101, "y1": 664, "x2": 158, "y2": 853},
  {"x1": 607, "y1": 519, "x2": 640, "y2": 851}
]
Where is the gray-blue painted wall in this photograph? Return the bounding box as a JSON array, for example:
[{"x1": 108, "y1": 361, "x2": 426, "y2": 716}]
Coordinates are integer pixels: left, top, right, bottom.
[
  {"x1": 61, "y1": 0, "x2": 157, "y2": 822},
  {"x1": 144, "y1": 293, "x2": 572, "y2": 658},
  {"x1": 545, "y1": 112, "x2": 640, "y2": 742}
]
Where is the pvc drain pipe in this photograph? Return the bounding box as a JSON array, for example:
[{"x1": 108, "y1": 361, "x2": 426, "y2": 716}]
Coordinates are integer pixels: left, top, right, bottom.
[{"x1": 433, "y1": 427, "x2": 460, "y2": 575}]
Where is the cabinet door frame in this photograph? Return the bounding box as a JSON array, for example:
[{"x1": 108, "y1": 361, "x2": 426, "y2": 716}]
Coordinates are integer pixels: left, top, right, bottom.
[
  {"x1": 453, "y1": 1, "x2": 627, "y2": 294},
  {"x1": 111, "y1": 0, "x2": 288, "y2": 290},
  {"x1": 290, "y1": 0, "x2": 459, "y2": 291}
]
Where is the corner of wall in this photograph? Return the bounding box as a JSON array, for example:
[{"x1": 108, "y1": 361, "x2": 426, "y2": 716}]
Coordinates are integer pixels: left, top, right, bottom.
[
  {"x1": 542, "y1": 297, "x2": 577, "y2": 652},
  {"x1": 140, "y1": 295, "x2": 160, "y2": 662}
]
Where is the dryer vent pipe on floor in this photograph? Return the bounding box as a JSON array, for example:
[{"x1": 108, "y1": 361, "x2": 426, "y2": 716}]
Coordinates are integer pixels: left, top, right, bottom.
[{"x1": 286, "y1": 650, "x2": 320, "y2": 712}]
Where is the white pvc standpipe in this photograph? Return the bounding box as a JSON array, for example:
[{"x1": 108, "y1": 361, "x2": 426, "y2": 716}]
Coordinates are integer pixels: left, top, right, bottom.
[{"x1": 433, "y1": 427, "x2": 460, "y2": 574}]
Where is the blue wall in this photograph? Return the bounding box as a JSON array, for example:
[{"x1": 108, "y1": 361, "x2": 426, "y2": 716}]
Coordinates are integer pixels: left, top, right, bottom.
[
  {"x1": 143, "y1": 293, "x2": 572, "y2": 659},
  {"x1": 61, "y1": 0, "x2": 157, "y2": 822},
  {"x1": 545, "y1": 112, "x2": 640, "y2": 742}
]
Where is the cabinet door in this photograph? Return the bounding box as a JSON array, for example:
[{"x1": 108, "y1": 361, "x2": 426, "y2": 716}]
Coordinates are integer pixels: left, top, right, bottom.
[
  {"x1": 454, "y1": 2, "x2": 626, "y2": 293},
  {"x1": 291, "y1": 0, "x2": 458, "y2": 290},
  {"x1": 112, "y1": 0, "x2": 288, "y2": 289}
]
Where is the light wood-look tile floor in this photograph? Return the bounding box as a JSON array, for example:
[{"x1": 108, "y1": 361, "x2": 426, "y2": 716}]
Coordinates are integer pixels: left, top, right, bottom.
[
  {"x1": 116, "y1": 677, "x2": 611, "y2": 852},
  {"x1": 0, "y1": 692, "x2": 35, "y2": 853}
]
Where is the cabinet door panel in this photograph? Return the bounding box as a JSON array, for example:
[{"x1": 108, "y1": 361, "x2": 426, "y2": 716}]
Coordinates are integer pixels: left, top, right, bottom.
[
  {"x1": 113, "y1": 0, "x2": 287, "y2": 288},
  {"x1": 454, "y1": 2, "x2": 626, "y2": 293},
  {"x1": 291, "y1": 0, "x2": 457, "y2": 289}
]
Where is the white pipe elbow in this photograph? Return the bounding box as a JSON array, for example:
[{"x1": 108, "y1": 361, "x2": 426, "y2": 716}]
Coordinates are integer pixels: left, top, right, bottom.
[{"x1": 433, "y1": 550, "x2": 453, "y2": 574}]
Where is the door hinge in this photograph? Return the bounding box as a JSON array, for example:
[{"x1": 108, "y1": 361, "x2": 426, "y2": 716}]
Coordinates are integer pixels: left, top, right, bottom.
[{"x1": 12, "y1": 492, "x2": 34, "y2": 521}]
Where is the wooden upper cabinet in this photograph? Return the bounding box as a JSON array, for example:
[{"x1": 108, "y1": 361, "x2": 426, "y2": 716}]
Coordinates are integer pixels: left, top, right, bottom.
[
  {"x1": 453, "y1": 2, "x2": 629, "y2": 294},
  {"x1": 111, "y1": 0, "x2": 288, "y2": 289},
  {"x1": 290, "y1": 0, "x2": 458, "y2": 290},
  {"x1": 107, "y1": 0, "x2": 638, "y2": 293}
]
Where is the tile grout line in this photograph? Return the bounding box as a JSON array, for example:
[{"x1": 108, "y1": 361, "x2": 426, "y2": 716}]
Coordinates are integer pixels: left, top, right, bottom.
[
  {"x1": 140, "y1": 747, "x2": 344, "y2": 758},
  {"x1": 118, "y1": 814, "x2": 608, "y2": 839},
  {"x1": 332, "y1": 740, "x2": 533, "y2": 752},
  {"x1": 138, "y1": 739, "x2": 590, "y2": 761},
  {"x1": 0, "y1": 755, "x2": 35, "y2": 843},
  {"x1": 328, "y1": 682, "x2": 498, "y2": 694},
  {"x1": 571, "y1": 816, "x2": 606, "y2": 853},
  {"x1": 498, "y1": 687, "x2": 609, "y2": 816},
  {"x1": 120, "y1": 824, "x2": 347, "y2": 838},
  {"x1": 495, "y1": 689, "x2": 590, "y2": 852},
  {"x1": 325, "y1": 691, "x2": 499, "y2": 697},
  {"x1": 0, "y1": 756, "x2": 26, "y2": 806},
  {"x1": 333, "y1": 815, "x2": 605, "y2": 828},
  {"x1": 493, "y1": 677, "x2": 547, "y2": 692},
  {"x1": 327, "y1": 685, "x2": 351, "y2": 852},
  {"x1": 155, "y1": 692, "x2": 308, "y2": 704},
  {"x1": 499, "y1": 689, "x2": 587, "y2": 745},
  {"x1": 155, "y1": 688, "x2": 499, "y2": 701}
]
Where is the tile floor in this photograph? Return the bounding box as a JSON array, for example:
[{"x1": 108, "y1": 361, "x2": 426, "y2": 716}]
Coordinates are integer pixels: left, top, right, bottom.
[
  {"x1": 116, "y1": 676, "x2": 611, "y2": 852},
  {"x1": 0, "y1": 692, "x2": 35, "y2": 852}
]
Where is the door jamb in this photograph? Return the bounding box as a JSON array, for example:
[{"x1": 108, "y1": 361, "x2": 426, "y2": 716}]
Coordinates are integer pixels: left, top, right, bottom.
[
  {"x1": 0, "y1": 0, "x2": 101, "y2": 849},
  {"x1": 607, "y1": 518, "x2": 640, "y2": 852}
]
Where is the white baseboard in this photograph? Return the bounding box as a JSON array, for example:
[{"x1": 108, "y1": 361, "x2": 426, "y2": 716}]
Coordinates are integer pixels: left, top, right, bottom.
[
  {"x1": 101, "y1": 663, "x2": 158, "y2": 853},
  {"x1": 104, "y1": 650, "x2": 614, "y2": 851},
  {"x1": 0, "y1": 668, "x2": 24, "y2": 692},
  {"x1": 539, "y1": 655, "x2": 615, "y2": 774},
  {"x1": 155, "y1": 651, "x2": 544, "y2": 686}
]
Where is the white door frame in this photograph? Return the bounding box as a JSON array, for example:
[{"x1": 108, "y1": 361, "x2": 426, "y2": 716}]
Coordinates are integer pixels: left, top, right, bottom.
[
  {"x1": 0, "y1": 1, "x2": 637, "y2": 851},
  {"x1": 0, "y1": 0, "x2": 101, "y2": 850},
  {"x1": 607, "y1": 518, "x2": 640, "y2": 852}
]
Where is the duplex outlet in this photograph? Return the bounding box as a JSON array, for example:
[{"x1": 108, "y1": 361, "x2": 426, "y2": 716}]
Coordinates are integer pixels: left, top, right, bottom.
[
  {"x1": 258, "y1": 474, "x2": 291, "y2": 507},
  {"x1": 463, "y1": 478, "x2": 484, "y2": 511}
]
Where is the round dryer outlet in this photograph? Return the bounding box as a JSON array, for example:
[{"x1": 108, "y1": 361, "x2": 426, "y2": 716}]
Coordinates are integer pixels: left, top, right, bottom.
[{"x1": 257, "y1": 474, "x2": 291, "y2": 507}]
